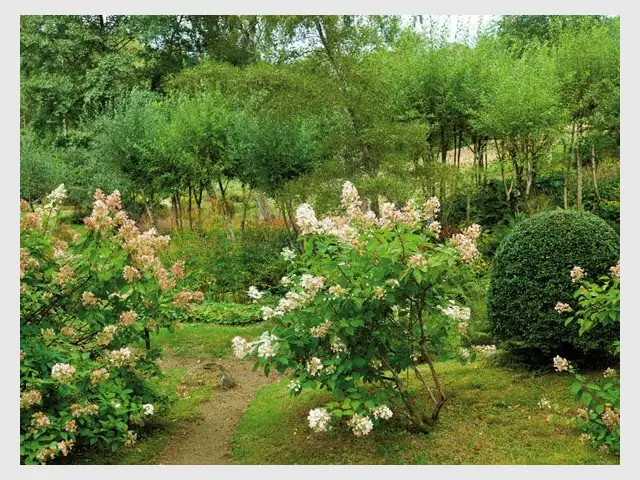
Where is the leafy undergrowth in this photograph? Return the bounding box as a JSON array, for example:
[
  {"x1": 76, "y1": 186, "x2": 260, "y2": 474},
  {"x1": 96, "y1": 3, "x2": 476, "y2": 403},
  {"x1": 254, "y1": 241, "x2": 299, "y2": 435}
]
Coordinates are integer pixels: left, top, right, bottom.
[
  {"x1": 231, "y1": 359, "x2": 620, "y2": 465},
  {"x1": 55, "y1": 365, "x2": 213, "y2": 465},
  {"x1": 189, "y1": 301, "x2": 264, "y2": 325}
]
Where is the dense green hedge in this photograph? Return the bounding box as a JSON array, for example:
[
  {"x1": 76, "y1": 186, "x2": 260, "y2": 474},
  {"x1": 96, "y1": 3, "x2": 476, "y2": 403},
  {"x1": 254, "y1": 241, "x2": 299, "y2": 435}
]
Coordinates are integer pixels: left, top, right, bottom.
[
  {"x1": 192, "y1": 302, "x2": 263, "y2": 325},
  {"x1": 165, "y1": 301, "x2": 263, "y2": 326},
  {"x1": 487, "y1": 209, "x2": 619, "y2": 365}
]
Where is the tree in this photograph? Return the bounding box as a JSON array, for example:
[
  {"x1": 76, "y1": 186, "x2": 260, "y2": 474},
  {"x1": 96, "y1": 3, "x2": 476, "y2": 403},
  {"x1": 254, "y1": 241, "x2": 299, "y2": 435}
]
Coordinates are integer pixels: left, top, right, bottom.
[
  {"x1": 555, "y1": 18, "x2": 619, "y2": 211},
  {"x1": 472, "y1": 38, "x2": 562, "y2": 205},
  {"x1": 91, "y1": 89, "x2": 171, "y2": 225}
]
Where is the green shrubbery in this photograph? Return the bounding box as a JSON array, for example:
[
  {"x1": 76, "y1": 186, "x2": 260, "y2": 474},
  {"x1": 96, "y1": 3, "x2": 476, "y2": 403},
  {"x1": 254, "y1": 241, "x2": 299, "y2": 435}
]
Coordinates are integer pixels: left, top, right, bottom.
[
  {"x1": 487, "y1": 209, "x2": 619, "y2": 365},
  {"x1": 162, "y1": 225, "x2": 290, "y2": 302},
  {"x1": 166, "y1": 301, "x2": 263, "y2": 326}
]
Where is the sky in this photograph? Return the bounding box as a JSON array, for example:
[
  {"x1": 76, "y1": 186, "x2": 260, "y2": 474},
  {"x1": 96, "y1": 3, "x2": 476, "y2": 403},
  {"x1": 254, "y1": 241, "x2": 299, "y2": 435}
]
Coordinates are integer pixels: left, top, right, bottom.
[{"x1": 405, "y1": 15, "x2": 502, "y2": 44}]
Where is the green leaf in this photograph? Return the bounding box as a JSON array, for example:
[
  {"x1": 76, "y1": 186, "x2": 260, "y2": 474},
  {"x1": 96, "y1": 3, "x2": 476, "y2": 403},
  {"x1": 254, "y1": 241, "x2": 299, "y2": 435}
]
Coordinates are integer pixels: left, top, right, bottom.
[
  {"x1": 580, "y1": 391, "x2": 593, "y2": 405},
  {"x1": 353, "y1": 358, "x2": 366, "y2": 368}
]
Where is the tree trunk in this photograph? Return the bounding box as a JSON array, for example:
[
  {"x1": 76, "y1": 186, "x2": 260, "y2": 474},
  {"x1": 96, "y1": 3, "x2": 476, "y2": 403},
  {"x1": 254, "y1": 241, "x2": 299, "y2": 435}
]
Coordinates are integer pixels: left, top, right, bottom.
[
  {"x1": 457, "y1": 129, "x2": 463, "y2": 168},
  {"x1": 143, "y1": 199, "x2": 156, "y2": 228},
  {"x1": 286, "y1": 200, "x2": 300, "y2": 237},
  {"x1": 591, "y1": 143, "x2": 600, "y2": 212},
  {"x1": 452, "y1": 127, "x2": 457, "y2": 166},
  {"x1": 525, "y1": 156, "x2": 533, "y2": 198},
  {"x1": 187, "y1": 183, "x2": 193, "y2": 230},
  {"x1": 240, "y1": 184, "x2": 249, "y2": 235},
  {"x1": 440, "y1": 125, "x2": 447, "y2": 163},
  {"x1": 256, "y1": 193, "x2": 271, "y2": 221},
  {"x1": 217, "y1": 177, "x2": 228, "y2": 218},
  {"x1": 171, "y1": 194, "x2": 179, "y2": 229},
  {"x1": 483, "y1": 136, "x2": 489, "y2": 185},
  {"x1": 176, "y1": 193, "x2": 183, "y2": 229},
  {"x1": 280, "y1": 205, "x2": 294, "y2": 238},
  {"x1": 62, "y1": 115, "x2": 68, "y2": 138},
  {"x1": 495, "y1": 140, "x2": 512, "y2": 203},
  {"x1": 195, "y1": 183, "x2": 204, "y2": 224},
  {"x1": 576, "y1": 127, "x2": 583, "y2": 210}
]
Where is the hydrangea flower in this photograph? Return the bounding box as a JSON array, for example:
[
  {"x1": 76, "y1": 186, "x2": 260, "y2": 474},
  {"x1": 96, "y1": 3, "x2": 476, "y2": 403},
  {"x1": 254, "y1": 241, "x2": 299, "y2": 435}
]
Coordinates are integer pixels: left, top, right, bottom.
[
  {"x1": 307, "y1": 408, "x2": 331, "y2": 432},
  {"x1": 553, "y1": 355, "x2": 571, "y2": 372},
  {"x1": 281, "y1": 247, "x2": 297, "y2": 262},
  {"x1": 371, "y1": 405, "x2": 393, "y2": 420},
  {"x1": 348, "y1": 413, "x2": 374, "y2": 436},
  {"x1": 247, "y1": 286, "x2": 264, "y2": 301},
  {"x1": 51, "y1": 363, "x2": 76, "y2": 383}
]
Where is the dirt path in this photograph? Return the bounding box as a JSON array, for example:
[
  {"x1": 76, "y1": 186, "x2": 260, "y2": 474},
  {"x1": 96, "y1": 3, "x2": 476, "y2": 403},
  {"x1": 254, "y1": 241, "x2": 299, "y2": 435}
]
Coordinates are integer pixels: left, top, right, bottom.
[{"x1": 156, "y1": 356, "x2": 281, "y2": 465}]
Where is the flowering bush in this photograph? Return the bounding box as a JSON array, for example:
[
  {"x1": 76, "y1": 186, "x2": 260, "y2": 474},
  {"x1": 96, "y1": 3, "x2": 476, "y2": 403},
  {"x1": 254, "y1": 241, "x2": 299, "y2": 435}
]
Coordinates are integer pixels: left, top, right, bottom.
[
  {"x1": 553, "y1": 261, "x2": 620, "y2": 455},
  {"x1": 20, "y1": 186, "x2": 203, "y2": 464},
  {"x1": 233, "y1": 182, "x2": 483, "y2": 435}
]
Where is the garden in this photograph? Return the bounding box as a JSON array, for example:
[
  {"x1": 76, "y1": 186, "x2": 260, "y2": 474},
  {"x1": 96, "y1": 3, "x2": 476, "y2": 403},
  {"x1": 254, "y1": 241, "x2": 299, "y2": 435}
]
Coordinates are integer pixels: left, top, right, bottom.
[{"x1": 20, "y1": 15, "x2": 620, "y2": 466}]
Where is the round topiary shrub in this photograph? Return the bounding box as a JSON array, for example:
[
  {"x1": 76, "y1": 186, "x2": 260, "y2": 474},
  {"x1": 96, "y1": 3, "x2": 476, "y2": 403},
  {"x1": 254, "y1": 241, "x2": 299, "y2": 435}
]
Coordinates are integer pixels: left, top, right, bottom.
[{"x1": 487, "y1": 209, "x2": 619, "y2": 366}]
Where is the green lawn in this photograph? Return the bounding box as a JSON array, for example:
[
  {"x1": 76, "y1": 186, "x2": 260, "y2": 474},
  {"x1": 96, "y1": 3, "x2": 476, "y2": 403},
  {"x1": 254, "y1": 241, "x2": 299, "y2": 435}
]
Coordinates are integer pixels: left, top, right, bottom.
[
  {"x1": 231, "y1": 359, "x2": 619, "y2": 465},
  {"x1": 149, "y1": 321, "x2": 273, "y2": 357}
]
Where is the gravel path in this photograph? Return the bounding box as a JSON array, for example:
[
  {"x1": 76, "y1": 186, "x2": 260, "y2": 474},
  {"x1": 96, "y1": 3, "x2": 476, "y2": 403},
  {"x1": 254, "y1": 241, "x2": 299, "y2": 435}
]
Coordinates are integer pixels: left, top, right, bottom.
[{"x1": 156, "y1": 356, "x2": 281, "y2": 465}]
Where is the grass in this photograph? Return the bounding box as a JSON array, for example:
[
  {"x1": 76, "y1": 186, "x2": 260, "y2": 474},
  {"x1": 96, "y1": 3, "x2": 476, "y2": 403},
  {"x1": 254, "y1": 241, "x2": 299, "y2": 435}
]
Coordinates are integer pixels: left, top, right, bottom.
[
  {"x1": 149, "y1": 321, "x2": 273, "y2": 358},
  {"x1": 231, "y1": 358, "x2": 619, "y2": 465}
]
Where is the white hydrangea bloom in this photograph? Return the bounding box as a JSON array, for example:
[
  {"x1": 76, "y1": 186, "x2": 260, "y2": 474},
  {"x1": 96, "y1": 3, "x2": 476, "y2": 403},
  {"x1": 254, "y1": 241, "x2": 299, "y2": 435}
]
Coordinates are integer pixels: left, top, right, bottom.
[
  {"x1": 371, "y1": 405, "x2": 393, "y2": 420},
  {"x1": 306, "y1": 357, "x2": 324, "y2": 376},
  {"x1": 307, "y1": 408, "x2": 331, "y2": 433},
  {"x1": 247, "y1": 286, "x2": 264, "y2": 301},
  {"x1": 348, "y1": 413, "x2": 374, "y2": 436},
  {"x1": 232, "y1": 336, "x2": 252, "y2": 359},
  {"x1": 553, "y1": 355, "x2": 571, "y2": 372},
  {"x1": 281, "y1": 247, "x2": 297, "y2": 262},
  {"x1": 440, "y1": 304, "x2": 471, "y2": 321}
]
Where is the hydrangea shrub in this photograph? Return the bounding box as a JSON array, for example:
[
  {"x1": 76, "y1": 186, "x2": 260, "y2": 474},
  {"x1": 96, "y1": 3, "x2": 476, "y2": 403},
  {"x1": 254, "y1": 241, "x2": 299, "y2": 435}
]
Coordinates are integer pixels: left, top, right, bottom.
[
  {"x1": 553, "y1": 261, "x2": 620, "y2": 455},
  {"x1": 234, "y1": 182, "x2": 483, "y2": 435},
  {"x1": 20, "y1": 186, "x2": 203, "y2": 464}
]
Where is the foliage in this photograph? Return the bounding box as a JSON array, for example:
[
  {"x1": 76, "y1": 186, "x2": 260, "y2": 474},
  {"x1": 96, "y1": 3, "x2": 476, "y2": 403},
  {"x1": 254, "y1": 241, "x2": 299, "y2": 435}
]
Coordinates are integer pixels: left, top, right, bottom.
[
  {"x1": 20, "y1": 186, "x2": 203, "y2": 464},
  {"x1": 195, "y1": 302, "x2": 263, "y2": 325},
  {"x1": 166, "y1": 301, "x2": 263, "y2": 326},
  {"x1": 162, "y1": 226, "x2": 290, "y2": 300},
  {"x1": 20, "y1": 130, "x2": 65, "y2": 203},
  {"x1": 488, "y1": 210, "x2": 619, "y2": 364},
  {"x1": 234, "y1": 182, "x2": 485, "y2": 434},
  {"x1": 552, "y1": 261, "x2": 619, "y2": 455},
  {"x1": 91, "y1": 89, "x2": 170, "y2": 208}
]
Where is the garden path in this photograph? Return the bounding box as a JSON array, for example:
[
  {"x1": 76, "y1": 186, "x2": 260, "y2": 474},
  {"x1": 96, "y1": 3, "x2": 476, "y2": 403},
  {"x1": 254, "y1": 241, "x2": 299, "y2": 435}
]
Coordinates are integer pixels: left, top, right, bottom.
[{"x1": 156, "y1": 356, "x2": 281, "y2": 465}]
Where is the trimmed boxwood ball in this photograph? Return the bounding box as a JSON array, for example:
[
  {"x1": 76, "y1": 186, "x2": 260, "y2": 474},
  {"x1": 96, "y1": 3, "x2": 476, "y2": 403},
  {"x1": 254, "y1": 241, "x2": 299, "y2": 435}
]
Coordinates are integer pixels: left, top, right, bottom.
[{"x1": 487, "y1": 209, "x2": 619, "y2": 366}]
